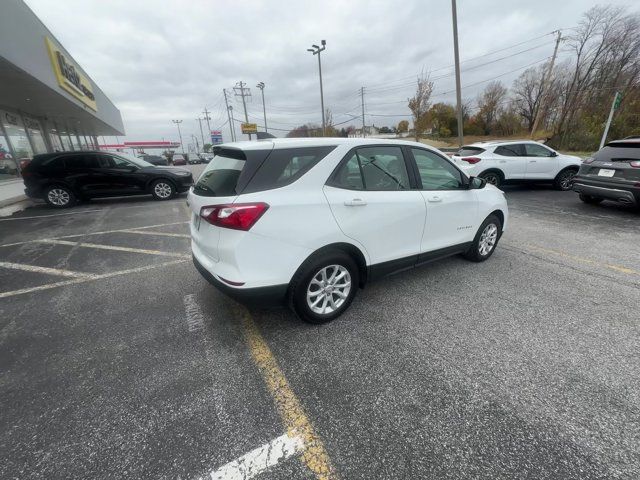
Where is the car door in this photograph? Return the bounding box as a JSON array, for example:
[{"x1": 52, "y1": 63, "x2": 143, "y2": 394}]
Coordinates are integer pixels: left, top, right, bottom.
[
  {"x1": 323, "y1": 145, "x2": 426, "y2": 270},
  {"x1": 409, "y1": 148, "x2": 479, "y2": 254},
  {"x1": 523, "y1": 143, "x2": 559, "y2": 179},
  {"x1": 94, "y1": 154, "x2": 145, "y2": 195},
  {"x1": 62, "y1": 153, "x2": 93, "y2": 195},
  {"x1": 492, "y1": 144, "x2": 527, "y2": 179}
]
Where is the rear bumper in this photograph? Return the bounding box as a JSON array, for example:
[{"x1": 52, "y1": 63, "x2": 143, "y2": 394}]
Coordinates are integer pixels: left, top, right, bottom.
[
  {"x1": 572, "y1": 180, "x2": 638, "y2": 205},
  {"x1": 193, "y1": 255, "x2": 288, "y2": 307}
]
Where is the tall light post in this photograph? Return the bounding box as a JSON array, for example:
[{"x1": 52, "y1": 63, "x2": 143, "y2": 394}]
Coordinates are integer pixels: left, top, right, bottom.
[
  {"x1": 228, "y1": 105, "x2": 236, "y2": 142},
  {"x1": 307, "y1": 40, "x2": 326, "y2": 136},
  {"x1": 451, "y1": 0, "x2": 464, "y2": 148},
  {"x1": 171, "y1": 119, "x2": 184, "y2": 153},
  {"x1": 256, "y1": 82, "x2": 268, "y2": 133}
]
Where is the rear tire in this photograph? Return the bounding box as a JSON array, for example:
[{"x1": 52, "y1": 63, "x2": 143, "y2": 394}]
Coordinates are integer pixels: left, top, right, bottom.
[
  {"x1": 579, "y1": 194, "x2": 603, "y2": 204},
  {"x1": 464, "y1": 214, "x2": 502, "y2": 262},
  {"x1": 288, "y1": 250, "x2": 359, "y2": 324},
  {"x1": 554, "y1": 168, "x2": 578, "y2": 191},
  {"x1": 44, "y1": 185, "x2": 76, "y2": 208},
  {"x1": 479, "y1": 171, "x2": 502, "y2": 188},
  {"x1": 151, "y1": 179, "x2": 175, "y2": 200}
]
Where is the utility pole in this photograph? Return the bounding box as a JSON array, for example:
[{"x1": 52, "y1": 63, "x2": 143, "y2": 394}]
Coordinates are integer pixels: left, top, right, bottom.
[
  {"x1": 308, "y1": 40, "x2": 327, "y2": 136},
  {"x1": 599, "y1": 92, "x2": 622, "y2": 150},
  {"x1": 361, "y1": 86, "x2": 366, "y2": 138},
  {"x1": 171, "y1": 120, "x2": 184, "y2": 153},
  {"x1": 223, "y1": 89, "x2": 235, "y2": 142},
  {"x1": 256, "y1": 82, "x2": 268, "y2": 133},
  {"x1": 191, "y1": 134, "x2": 200, "y2": 154},
  {"x1": 197, "y1": 117, "x2": 206, "y2": 150},
  {"x1": 234, "y1": 81, "x2": 252, "y2": 140},
  {"x1": 530, "y1": 30, "x2": 562, "y2": 138},
  {"x1": 451, "y1": 0, "x2": 464, "y2": 148},
  {"x1": 202, "y1": 107, "x2": 212, "y2": 140},
  {"x1": 228, "y1": 106, "x2": 237, "y2": 142}
]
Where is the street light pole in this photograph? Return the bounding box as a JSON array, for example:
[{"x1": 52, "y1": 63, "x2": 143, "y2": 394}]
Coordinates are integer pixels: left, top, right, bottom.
[
  {"x1": 451, "y1": 0, "x2": 464, "y2": 148},
  {"x1": 256, "y1": 82, "x2": 268, "y2": 133},
  {"x1": 172, "y1": 119, "x2": 184, "y2": 153},
  {"x1": 308, "y1": 40, "x2": 327, "y2": 136},
  {"x1": 202, "y1": 108, "x2": 212, "y2": 140}
]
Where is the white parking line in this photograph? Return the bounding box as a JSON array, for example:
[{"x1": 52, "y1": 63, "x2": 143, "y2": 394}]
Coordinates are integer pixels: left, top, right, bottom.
[
  {"x1": 0, "y1": 209, "x2": 103, "y2": 221},
  {"x1": 37, "y1": 239, "x2": 190, "y2": 258},
  {"x1": 201, "y1": 433, "x2": 305, "y2": 480},
  {"x1": 0, "y1": 259, "x2": 188, "y2": 299},
  {"x1": 183, "y1": 294, "x2": 205, "y2": 332},
  {"x1": 0, "y1": 261, "x2": 96, "y2": 279},
  {"x1": 120, "y1": 229, "x2": 190, "y2": 238},
  {"x1": 0, "y1": 221, "x2": 189, "y2": 248}
]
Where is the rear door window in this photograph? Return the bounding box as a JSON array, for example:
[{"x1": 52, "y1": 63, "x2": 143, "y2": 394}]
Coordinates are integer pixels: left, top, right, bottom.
[
  {"x1": 494, "y1": 145, "x2": 524, "y2": 156},
  {"x1": 330, "y1": 146, "x2": 410, "y2": 191}
]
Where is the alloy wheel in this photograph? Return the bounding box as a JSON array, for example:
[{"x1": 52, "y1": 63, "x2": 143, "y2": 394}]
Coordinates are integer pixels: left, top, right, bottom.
[
  {"x1": 47, "y1": 188, "x2": 70, "y2": 206},
  {"x1": 154, "y1": 182, "x2": 173, "y2": 199},
  {"x1": 483, "y1": 174, "x2": 499, "y2": 186},
  {"x1": 559, "y1": 171, "x2": 575, "y2": 190},
  {"x1": 478, "y1": 223, "x2": 498, "y2": 256},
  {"x1": 306, "y1": 265, "x2": 352, "y2": 315}
]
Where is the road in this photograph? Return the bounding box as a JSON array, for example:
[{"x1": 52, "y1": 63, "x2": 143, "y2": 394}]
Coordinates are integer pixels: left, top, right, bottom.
[{"x1": 1, "y1": 168, "x2": 639, "y2": 479}]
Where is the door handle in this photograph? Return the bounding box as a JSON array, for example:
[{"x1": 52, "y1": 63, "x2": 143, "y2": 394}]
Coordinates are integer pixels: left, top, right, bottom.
[
  {"x1": 344, "y1": 198, "x2": 367, "y2": 206},
  {"x1": 427, "y1": 196, "x2": 443, "y2": 203},
  {"x1": 529, "y1": 160, "x2": 537, "y2": 163}
]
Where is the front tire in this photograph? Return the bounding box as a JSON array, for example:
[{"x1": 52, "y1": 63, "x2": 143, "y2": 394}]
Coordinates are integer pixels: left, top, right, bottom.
[
  {"x1": 44, "y1": 185, "x2": 76, "y2": 208},
  {"x1": 464, "y1": 214, "x2": 502, "y2": 262},
  {"x1": 151, "y1": 179, "x2": 175, "y2": 200},
  {"x1": 579, "y1": 194, "x2": 603, "y2": 204},
  {"x1": 288, "y1": 250, "x2": 359, "y2": 324},
  {"x1": 554, "y1": 168, "x2": 578, "y2": 191}
]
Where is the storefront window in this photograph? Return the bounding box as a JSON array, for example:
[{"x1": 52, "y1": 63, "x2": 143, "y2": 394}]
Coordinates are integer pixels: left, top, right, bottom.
[
  {"x1": 59, "y1": 132, "x2": 73, "y2": 151},
  {"x1": 23, "y1": 117, "x2": 48, "y2": 154},
  {"x1": 2, "y1": 111, "x2": 33, "y2": 160},
  {"x1": 49, "y1": 128, "x2": 63, "y2": 151},
  {"x1": 0, "y1": 130, "x2": 18, "y2": 179},
  {"x1": 70, "y1": 133, "x2": 81, "y2": 151}
]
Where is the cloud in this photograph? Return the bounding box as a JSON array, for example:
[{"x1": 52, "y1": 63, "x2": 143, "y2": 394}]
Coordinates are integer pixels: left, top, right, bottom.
[{"x1": 25, "y1": 0, "x2": 638, "y2": 145}]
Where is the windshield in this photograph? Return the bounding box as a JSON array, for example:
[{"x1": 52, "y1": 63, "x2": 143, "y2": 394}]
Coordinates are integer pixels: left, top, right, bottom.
[{"x1": 115, "y1": 152, "x2": 154, "y2": 167}]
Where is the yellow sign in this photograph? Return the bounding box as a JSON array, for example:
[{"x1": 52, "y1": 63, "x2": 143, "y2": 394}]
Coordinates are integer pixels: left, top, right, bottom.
[
  {"x1": 45, "y1": 37, "x2": 97, "y2": 112},
  {"x1": 241, "y1": 123, "x2": 258, "y2": 134}
]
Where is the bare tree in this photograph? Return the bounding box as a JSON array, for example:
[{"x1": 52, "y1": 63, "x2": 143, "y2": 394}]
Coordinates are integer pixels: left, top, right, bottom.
[
  {"x1": 408, "y1": 72, "x2": 434, "y2": 141},
  {"x1": 476, "y1": 81, "x2": 508, "y2": 134}
]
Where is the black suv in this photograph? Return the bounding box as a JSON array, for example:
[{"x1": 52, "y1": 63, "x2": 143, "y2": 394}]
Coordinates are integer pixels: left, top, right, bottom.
[
  {"x1": 22, "y1": 151, "x2": 194, "y2": 208},
  {"x1": 572, "y1": 139, "x2": 640, "y2": 207}
]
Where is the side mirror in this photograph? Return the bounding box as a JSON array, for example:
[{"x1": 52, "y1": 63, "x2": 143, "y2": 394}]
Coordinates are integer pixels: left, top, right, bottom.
[
  {"x1": 469, "y1": 176, "x2": 486, "y2": 189},
  {"x1": 550, "y1": 151, "x2": 558, "y2": 157}
]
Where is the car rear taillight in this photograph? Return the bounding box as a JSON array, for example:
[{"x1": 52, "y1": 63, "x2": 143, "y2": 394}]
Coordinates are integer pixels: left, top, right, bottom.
[
  {"x1": 461, "y1": 157, "x2": 481, "y2": 164},
  {"x1": 630, "y1": 161, "x2": 640, "y2": 168},
  {"x1": 583, "y1": 157, "x2": 595, "y2": 164},
  {"x1": 200, "y1": 202, "x2": 269, "y2": 231}
]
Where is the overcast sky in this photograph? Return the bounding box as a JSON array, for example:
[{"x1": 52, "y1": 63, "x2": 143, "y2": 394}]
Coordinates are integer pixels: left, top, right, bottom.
[{"x1": 26, "y1": 0, "x2": 638, "y2": 146}]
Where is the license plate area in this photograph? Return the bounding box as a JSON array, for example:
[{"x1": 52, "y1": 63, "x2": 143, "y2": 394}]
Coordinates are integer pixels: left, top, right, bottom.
[{"x1": 598, "y1": 169, "x2": 615, "y2": 177}]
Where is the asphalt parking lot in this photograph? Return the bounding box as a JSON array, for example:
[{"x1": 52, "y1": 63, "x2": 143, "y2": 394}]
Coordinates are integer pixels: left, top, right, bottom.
[{"x1": 1, "y1": 170, "x2": 639, "y2": 479}]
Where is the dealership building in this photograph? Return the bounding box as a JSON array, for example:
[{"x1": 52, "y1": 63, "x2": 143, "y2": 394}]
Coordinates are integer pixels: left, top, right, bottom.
[{"x1": 0, "y1": 0, "x2": 124, "y2": 183}]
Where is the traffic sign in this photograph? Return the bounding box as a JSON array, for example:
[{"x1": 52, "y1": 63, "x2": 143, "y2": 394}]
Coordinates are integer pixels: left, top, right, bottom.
[{"x1": 241, "y1": 123, "x2": 258, "y2": 134}]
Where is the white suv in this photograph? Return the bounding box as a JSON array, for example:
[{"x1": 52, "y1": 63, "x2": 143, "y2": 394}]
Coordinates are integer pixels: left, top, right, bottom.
[
  {"x1": 188, "y1": 138, "x2": 508, "y2": 323},
  {"x1": 450, "y1": 140, "x2": 582, "y2": 190}
]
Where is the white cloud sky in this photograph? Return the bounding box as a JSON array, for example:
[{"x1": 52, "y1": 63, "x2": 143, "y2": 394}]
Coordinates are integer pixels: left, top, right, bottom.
[{"x1": 25, "y1": 0, "x2": 638, "y2": 146}]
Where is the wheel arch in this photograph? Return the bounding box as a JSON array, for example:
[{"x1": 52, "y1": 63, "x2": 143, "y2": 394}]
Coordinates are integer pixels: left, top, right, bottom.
[
  {"x1": 489, "y1": 209, "x2": 505, "y2": 232},
  {"x1": 293, "y1": 242, "x2": 369, "y2": 288}
]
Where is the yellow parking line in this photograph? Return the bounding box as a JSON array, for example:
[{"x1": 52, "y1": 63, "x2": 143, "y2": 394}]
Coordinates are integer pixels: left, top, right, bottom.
[
  {"x1": 237, "y1": 306, "x2": 337, "y2": 480},
  {"x1": 525, "y1": 244, "x2": 639, "y2": 276}
]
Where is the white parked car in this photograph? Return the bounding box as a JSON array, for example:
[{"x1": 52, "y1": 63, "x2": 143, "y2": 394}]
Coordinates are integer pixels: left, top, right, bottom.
[
  {"x1": 188, "y1": 138, "x2": 508, "y2": 323},
  {"x1": 450, "y1": 140, "x2": 582, "y2": 190}
]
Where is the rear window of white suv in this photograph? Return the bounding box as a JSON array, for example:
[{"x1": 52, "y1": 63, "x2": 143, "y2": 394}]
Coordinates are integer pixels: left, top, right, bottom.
[{"x1": 193, "y1": 145, "x2": 336, "y2": 197}]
